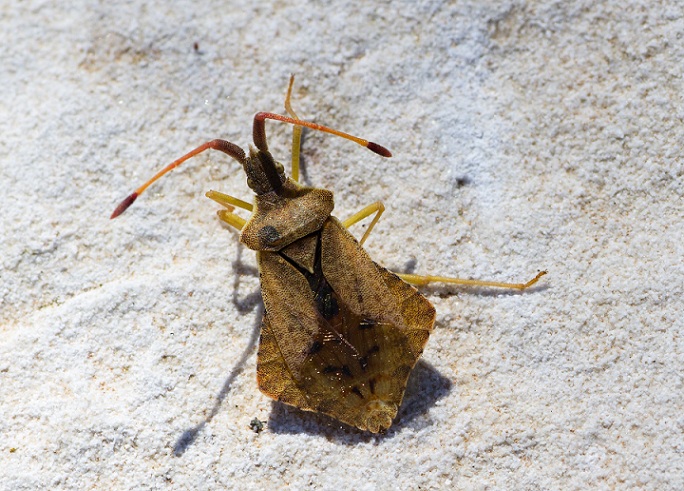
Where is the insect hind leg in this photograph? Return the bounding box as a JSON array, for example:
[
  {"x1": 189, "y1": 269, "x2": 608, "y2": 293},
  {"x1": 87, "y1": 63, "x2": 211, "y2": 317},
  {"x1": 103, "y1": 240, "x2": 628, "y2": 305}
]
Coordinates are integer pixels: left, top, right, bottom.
[
  {"x1": 341, "y1": 200, "x2": 545, "y2": 291},
  {"x1": 396, "y1": 271, "x2": 547, "y2": 290}
]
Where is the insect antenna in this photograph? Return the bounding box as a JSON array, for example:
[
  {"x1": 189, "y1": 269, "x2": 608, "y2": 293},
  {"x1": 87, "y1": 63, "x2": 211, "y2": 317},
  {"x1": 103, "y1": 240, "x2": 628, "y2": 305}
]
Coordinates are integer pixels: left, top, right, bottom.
[
  {"x1": 110, "y1": 139, "x2": 246, "y2": 219},
  {"x1": 252, "y1": 112, "x2": 392, "y2": 158},
  {"x1": 111, "y1": 111, "x2": 391, "y2": 219}
]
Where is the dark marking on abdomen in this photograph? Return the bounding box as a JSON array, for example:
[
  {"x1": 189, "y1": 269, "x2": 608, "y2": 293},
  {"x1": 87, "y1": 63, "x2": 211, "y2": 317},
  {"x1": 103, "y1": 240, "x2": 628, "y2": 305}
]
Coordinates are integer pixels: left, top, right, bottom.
[
  {"x1": 314, "y1": 282, "x2": 339, "y2": 320},
  {"x1": 351, "y1": 386, "x2": 364, "y2": 399},
  {"x1": 358, "y1": 345, "x2": 380, "y2": 372},
  {"x1": 323, "y1": 364, "x2": 353, "y2": 377},
  {"x1": 308, "y1": 340, "x2": 323, "y2": 355}
]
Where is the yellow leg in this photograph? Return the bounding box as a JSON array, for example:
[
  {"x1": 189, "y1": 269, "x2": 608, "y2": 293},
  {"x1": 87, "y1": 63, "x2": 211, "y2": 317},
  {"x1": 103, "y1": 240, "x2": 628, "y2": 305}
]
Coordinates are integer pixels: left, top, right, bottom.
[
  {"x1": 205, "y1": 189, "x2": 251, "y2": 231},
  {"x1": 396, "y1": 271, "x2": 547, "y2": 290},
  {"x1": 206, "y1": 189, "x2": 253, "y2": 212},
  {"x1": 343, "y1": 200, "x2": 546, "y2": 290},
  {"x1": 216, "y1": 209, "x2": 246, "y2": 231},
  {"x1": 342, "y1": 201, "x2": 385, "y2": 246},
  {"x1": 284, "y1": 74, "x2": 302, "y2": 183}
]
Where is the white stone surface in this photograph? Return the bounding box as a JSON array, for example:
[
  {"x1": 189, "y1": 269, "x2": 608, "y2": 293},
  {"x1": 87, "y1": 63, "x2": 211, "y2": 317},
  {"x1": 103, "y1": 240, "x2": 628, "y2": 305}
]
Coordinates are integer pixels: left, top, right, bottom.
[{"x1": 1, "y1": 1, "x2": 682, "y2": 489}]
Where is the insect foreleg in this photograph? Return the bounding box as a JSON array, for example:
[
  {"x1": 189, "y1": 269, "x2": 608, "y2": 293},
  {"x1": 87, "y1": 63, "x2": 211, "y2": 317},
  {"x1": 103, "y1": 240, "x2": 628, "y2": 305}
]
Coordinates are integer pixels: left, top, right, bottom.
[
  {"x1": 206, "y1": 189, "x2": 253, "y2": 212},
  {"x1": 205, "y1": 190, "x2": 251, "y2": 231},
  {"x1": 216, "y1": 209, "x2": 247, "y2": 231},
  {"x1": 284, "y1": 75, "x2": 303, "y2": 183},
  {"x1": 341, "y1": 201, "x2": 385, "y2": 246}
]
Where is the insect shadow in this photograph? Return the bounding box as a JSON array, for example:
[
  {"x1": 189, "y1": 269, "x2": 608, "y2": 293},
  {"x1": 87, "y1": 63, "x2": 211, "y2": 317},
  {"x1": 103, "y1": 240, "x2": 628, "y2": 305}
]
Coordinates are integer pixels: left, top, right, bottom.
[
  {"x1": 266, "y1": 359, "x2": 452, "y2": 442},
  {"x1": 173, "y1": 243, "x2": 261, "y2": 456},
  {"x1": 225, "y1": 233, "x2": 261, "y2": 313}
]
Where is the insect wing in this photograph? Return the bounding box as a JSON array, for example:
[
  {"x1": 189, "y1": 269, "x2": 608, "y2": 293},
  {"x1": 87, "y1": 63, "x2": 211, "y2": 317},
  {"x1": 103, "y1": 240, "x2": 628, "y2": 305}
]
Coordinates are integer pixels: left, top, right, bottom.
[{"x1": 256, "y1": 218, "x2": 435, "y2": 432}]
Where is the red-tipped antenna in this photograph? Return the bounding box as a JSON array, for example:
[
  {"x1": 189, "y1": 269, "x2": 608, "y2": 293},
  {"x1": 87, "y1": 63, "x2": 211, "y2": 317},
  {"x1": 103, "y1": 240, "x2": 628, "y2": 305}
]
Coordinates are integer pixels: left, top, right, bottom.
[
  {"x1": 252, "y1": 112, "x2": 392, "y2": 158},
  {"x1": 111, "y1": 110, "x2": 392, "y2": 219},
  {"x1": 111, "y1": 192, "x2": 139, "y2": 219},
  {"x1": 110, "y1": 139, "x2": 246, "y2": 219}
]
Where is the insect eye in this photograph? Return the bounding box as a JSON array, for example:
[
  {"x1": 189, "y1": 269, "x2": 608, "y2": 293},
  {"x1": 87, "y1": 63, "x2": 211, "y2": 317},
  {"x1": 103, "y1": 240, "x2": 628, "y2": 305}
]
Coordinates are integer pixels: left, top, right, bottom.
[
  {"x1": 246, "y1": 177, "x2": 256, "y2": 190},
  {"x1": 275, "y1": 162, "x2": 284, "y2": 175}
]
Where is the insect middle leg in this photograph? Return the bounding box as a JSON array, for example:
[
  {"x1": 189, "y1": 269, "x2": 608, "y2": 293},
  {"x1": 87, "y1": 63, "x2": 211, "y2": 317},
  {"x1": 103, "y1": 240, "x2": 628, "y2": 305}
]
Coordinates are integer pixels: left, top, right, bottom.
[{"x1": 342, "y1": 201, "x2": 385, "y2": 246}]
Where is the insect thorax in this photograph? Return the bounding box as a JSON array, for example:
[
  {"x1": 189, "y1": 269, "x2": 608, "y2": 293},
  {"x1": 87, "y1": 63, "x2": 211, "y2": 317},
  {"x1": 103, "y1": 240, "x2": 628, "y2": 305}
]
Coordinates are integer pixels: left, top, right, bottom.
[{"x1": 240, "y1": 178, "x2": 334, "y2": 251}]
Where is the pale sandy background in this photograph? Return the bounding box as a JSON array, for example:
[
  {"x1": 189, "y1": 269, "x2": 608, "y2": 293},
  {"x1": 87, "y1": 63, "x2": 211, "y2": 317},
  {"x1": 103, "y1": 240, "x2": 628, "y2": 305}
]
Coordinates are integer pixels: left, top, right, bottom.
[{"x1": 2, "y1": 1, "x2": 683, "y2": 489}]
